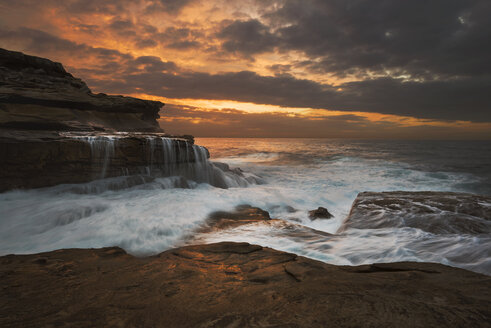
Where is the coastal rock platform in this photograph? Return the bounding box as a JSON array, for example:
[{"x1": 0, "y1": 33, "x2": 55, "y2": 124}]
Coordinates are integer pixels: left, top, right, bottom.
[
  {"x1": 1, "y1": 242, "x2": 490, "y2": 327},
  {"x1": 340, "y1": 191, "x2": 491, "y2": 234}
]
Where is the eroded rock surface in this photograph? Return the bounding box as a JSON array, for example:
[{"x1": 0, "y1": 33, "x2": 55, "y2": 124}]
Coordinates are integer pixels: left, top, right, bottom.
[
  {"x1": 0, "y1": 49, "x2": 223, "y2": 191},
  {"x1": 339, "y1": 191, "x2": 491, "y2": 235},
  {"x1": 0, "y1": 48, "x2": 163, "y2": 132},
  {"x1": 0, "y1": 131, "x2": 201, "y2": 191},
  {"x1": 1, "y1": 242, "x2": 490, "y2": 327}
]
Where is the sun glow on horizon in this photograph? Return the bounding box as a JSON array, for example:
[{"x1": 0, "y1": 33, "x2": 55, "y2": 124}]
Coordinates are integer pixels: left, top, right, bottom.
[{"x1": 129, "y1": 93, "x2": 491, "y2": 132}]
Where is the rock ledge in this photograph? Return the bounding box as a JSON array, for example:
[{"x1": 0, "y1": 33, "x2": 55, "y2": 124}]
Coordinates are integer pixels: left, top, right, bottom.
[{"x1": 1, "y1": 242, "x2": 490, "y2": 327}]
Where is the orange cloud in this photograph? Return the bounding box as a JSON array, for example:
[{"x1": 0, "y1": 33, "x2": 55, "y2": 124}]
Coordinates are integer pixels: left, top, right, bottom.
[{"x1": 1, "y1": 0, "x2": 489, "y2": 138}]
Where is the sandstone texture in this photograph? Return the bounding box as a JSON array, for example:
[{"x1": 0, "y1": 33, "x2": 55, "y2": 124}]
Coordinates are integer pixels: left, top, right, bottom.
[
  {"x1": 0, "y1": 48, "x2": 163, "y2": 132},
  {"x1": 1, "y1": 242, "x2": 490, "y2": 327},
  {"x1": 0, "y1": 48, "x2": 208, "y2": 192},
  {"x1": 0, "y1": 130, "x2": 197, "y2": 191}
]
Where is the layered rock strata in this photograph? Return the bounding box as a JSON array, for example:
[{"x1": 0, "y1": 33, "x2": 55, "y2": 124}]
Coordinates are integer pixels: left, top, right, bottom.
[
  {"x1": 0, "y1": 48, "x2": 163, "y2": 132},
  {"x1": 0, "y1": 131, "x2": 200, "y2": 191},
  {"x1": 1, "y1": 242, "x2": 489, "y2": 327},
  {"x1": 0, "y1": 48, "x2": 214, "y2": 191}
]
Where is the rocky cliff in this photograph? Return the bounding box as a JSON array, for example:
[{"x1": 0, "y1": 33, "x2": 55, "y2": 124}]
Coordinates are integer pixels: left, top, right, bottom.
[
  {"x1": 0, "y1": 48, "x2": 163, "y2": 132},
  {"x1": 0, "y1": 49, "x2": 218, "y2": 191},
  {"x1": 1, "y1": 242, "x2": 489, "y2": 327},
  {"x1": 0, "y1": 131, "x2": 201, "y2": 191}
]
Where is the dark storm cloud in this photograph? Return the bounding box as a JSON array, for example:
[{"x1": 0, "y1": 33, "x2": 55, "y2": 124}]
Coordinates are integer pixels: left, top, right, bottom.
[
  {"x1": 0, "y1": 27, "x2": 132, "y2": 62},
  {"x1": 88, "y1": 68, "x2": 491, "y2": 122},
  {"x1": 160, "y1": 27, "x2": 202, "y2": 50},
  {"x1": 267, "y1": 64, "x2": 293, "y2": 75},
  {"x1": 134, "y1": 39, "x2": 159, "y2": 49},
  {"x1": 217, "y1": 19, "x2": 278, "y2": 56},
  {"x1": 144, "y1": 0, "x2": 196, "y2": 14},
  {"x1": 223, "y1": 0, "x2": 491, "y2": 79},
  {"x1": 2, "y1": 0, "x2": 490, "y2": 123},
  {"x1": 108, "y1": 19, "x2": 135, "y2": 31},
  {"x1": 0, "y1": 27, "x2": 176, "y2": 75},
  {"x1": 41, "y1": 0, "x2": 196, "y2": 15},
  {"x1": 131, "y1": 56, "x2": 178, "y2": 72}
]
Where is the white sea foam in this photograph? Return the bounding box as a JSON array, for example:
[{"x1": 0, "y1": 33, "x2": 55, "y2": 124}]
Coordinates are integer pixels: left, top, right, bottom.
[{"x1": 0, "y1": 138, "x2": 489, "y2": 274}]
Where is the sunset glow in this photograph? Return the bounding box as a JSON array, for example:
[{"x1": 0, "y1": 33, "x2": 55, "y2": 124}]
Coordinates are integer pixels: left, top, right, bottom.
[{"x1": 1, "y1": 0, "x2": 489, "y2": 138}]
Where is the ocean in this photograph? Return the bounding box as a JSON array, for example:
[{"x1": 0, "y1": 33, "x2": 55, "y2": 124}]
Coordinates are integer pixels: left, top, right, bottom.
[{"x1": 1, "y1": 138, "x2": 490, "y2": 274}]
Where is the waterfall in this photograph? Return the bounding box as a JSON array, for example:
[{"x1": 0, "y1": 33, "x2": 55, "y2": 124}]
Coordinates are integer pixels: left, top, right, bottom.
[
  {"x1": 67, "y1": 134, "x2": 262, "y2": 190},
  {"x1": 84, "y1": 136, "x2": 116, "y2": 179}
]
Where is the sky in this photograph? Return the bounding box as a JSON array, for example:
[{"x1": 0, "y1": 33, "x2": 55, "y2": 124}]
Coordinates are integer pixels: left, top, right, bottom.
[{"x1": 0, "y1": 0, "x2": 490, "y2": 138}]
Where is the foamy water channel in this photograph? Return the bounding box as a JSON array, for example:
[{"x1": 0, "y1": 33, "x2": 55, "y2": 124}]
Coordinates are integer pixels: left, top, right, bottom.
[{"x1": 1, "y1": 138, "x2": 490, "y2": 274}]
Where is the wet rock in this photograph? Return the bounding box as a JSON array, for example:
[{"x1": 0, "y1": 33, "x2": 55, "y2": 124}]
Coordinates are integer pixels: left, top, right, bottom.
[
  {"x1": 0, "y1": 131, "x2": 199, "y2": 192},
  {"x1": 199, "y1": 205, "x2": 271, "y2": 232},
  {"x1": 0, "y1": 48, "x2": 214, "y2": 192},
  {"x1": 1, "y1": 243, "x2": 490, "y2": 327},
  {"x1": 308, "y1": 206, "x2": 334, "y2": 220},
  {"x1": 339, "y1": 191, "x2": 491, "y2": 234}
]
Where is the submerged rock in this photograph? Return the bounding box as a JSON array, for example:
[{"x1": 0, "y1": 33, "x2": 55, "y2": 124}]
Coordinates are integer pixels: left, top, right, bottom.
[
  {"x1": 1, "y1": 242, "x2": 489, "y2": 327},
  {"x1": 308, "y1": 206, "x2": 334, "y2": 220}
]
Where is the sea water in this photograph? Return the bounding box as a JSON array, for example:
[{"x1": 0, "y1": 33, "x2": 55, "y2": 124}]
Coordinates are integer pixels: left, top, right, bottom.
[{"x1": 0, "y1": 138, "x2": 490, "y2": 274}]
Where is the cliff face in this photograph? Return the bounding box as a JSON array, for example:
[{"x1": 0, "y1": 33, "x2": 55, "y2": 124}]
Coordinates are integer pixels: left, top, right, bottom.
[
  {"x1": 0, "y1": 131, "x2": 201, "y2": 191},
  {"x1": 0, "y1": 49, "x2": 212, "y2": 191},
  {"x1": 1, "y1": 242, "x2": 489, "y2": 327},
  {"x1": 0, "y1": 48, "x2": 163, "y2": 132}
]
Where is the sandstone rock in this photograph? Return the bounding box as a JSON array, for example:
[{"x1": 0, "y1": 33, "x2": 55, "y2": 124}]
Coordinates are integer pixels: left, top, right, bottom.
[
  {"x1": 1, "y1": 242, "x2": 489, "y2": 327},
  {"x1": 308, "y1": 206, "x2": 333, "y2": 220},
  {"x1": 0, "y1": 48, "x2": 215, "y2": 191},
  {"x1": 0, "y1": 130, "x2": 199, "y2": 191},
  {"x1": 0, "y1": 48, "x2": 163, "y2": 132},
  {"x1": 339, "y1": 191, "x2": 491, "y2": 234}
]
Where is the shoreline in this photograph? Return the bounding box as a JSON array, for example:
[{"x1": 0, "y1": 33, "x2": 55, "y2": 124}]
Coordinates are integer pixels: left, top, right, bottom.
[{"x1": 2, "y1": 242, "x2": 490, "y2": 327}]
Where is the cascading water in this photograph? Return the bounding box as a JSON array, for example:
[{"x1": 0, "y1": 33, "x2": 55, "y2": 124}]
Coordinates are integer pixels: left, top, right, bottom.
[
  {"x1": 80, "y1": 136, "x2": 116, "y2": 179},
  {"x1": 66, "y1": 134, "x2": 262, "y2": 191}
]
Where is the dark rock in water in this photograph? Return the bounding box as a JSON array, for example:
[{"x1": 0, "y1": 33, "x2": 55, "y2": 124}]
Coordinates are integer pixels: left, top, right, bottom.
[
  {"x1": 339, "y1": 191, "x2": 491, "y2": 235},
  {"x1": 0, "y1": 48, "x2": 163, "y2": 132},
  {"x1": 1, "y1": 242, "x2": 490, "y2": 327},
  {"x1": 200, "y1": 204, "x2": 271, "y2": 232},
  {"x1": 189, "y1": 205, "x2": 332, "y2": 247},
  {"x1": 309, "y1": 206, "x2": 334, "y2": 220}
]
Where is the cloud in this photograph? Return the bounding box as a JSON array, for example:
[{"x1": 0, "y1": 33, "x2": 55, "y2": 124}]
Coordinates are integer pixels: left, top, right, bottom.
[
  {"x1": 159, "y1": 104, "x2": 491, "y2": 139},
  {"x1": 217, "y1": 19, "x2": 278, "y2": 57},
  {"x1": 0, "y1": 27, "x2": 132, "y2": 64},
  {"x1": 210, "y1": 0, "x2": 491, "y2": 81},
  {"x1": 0, "y1": 1, "x2": 490, "y2": 124},
  {"x1": 145, "y1": 0, "x2": 197, "y2": 14},
  {"x1": 89, "y1": 68, "x2": 491, "y2": 122}
]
